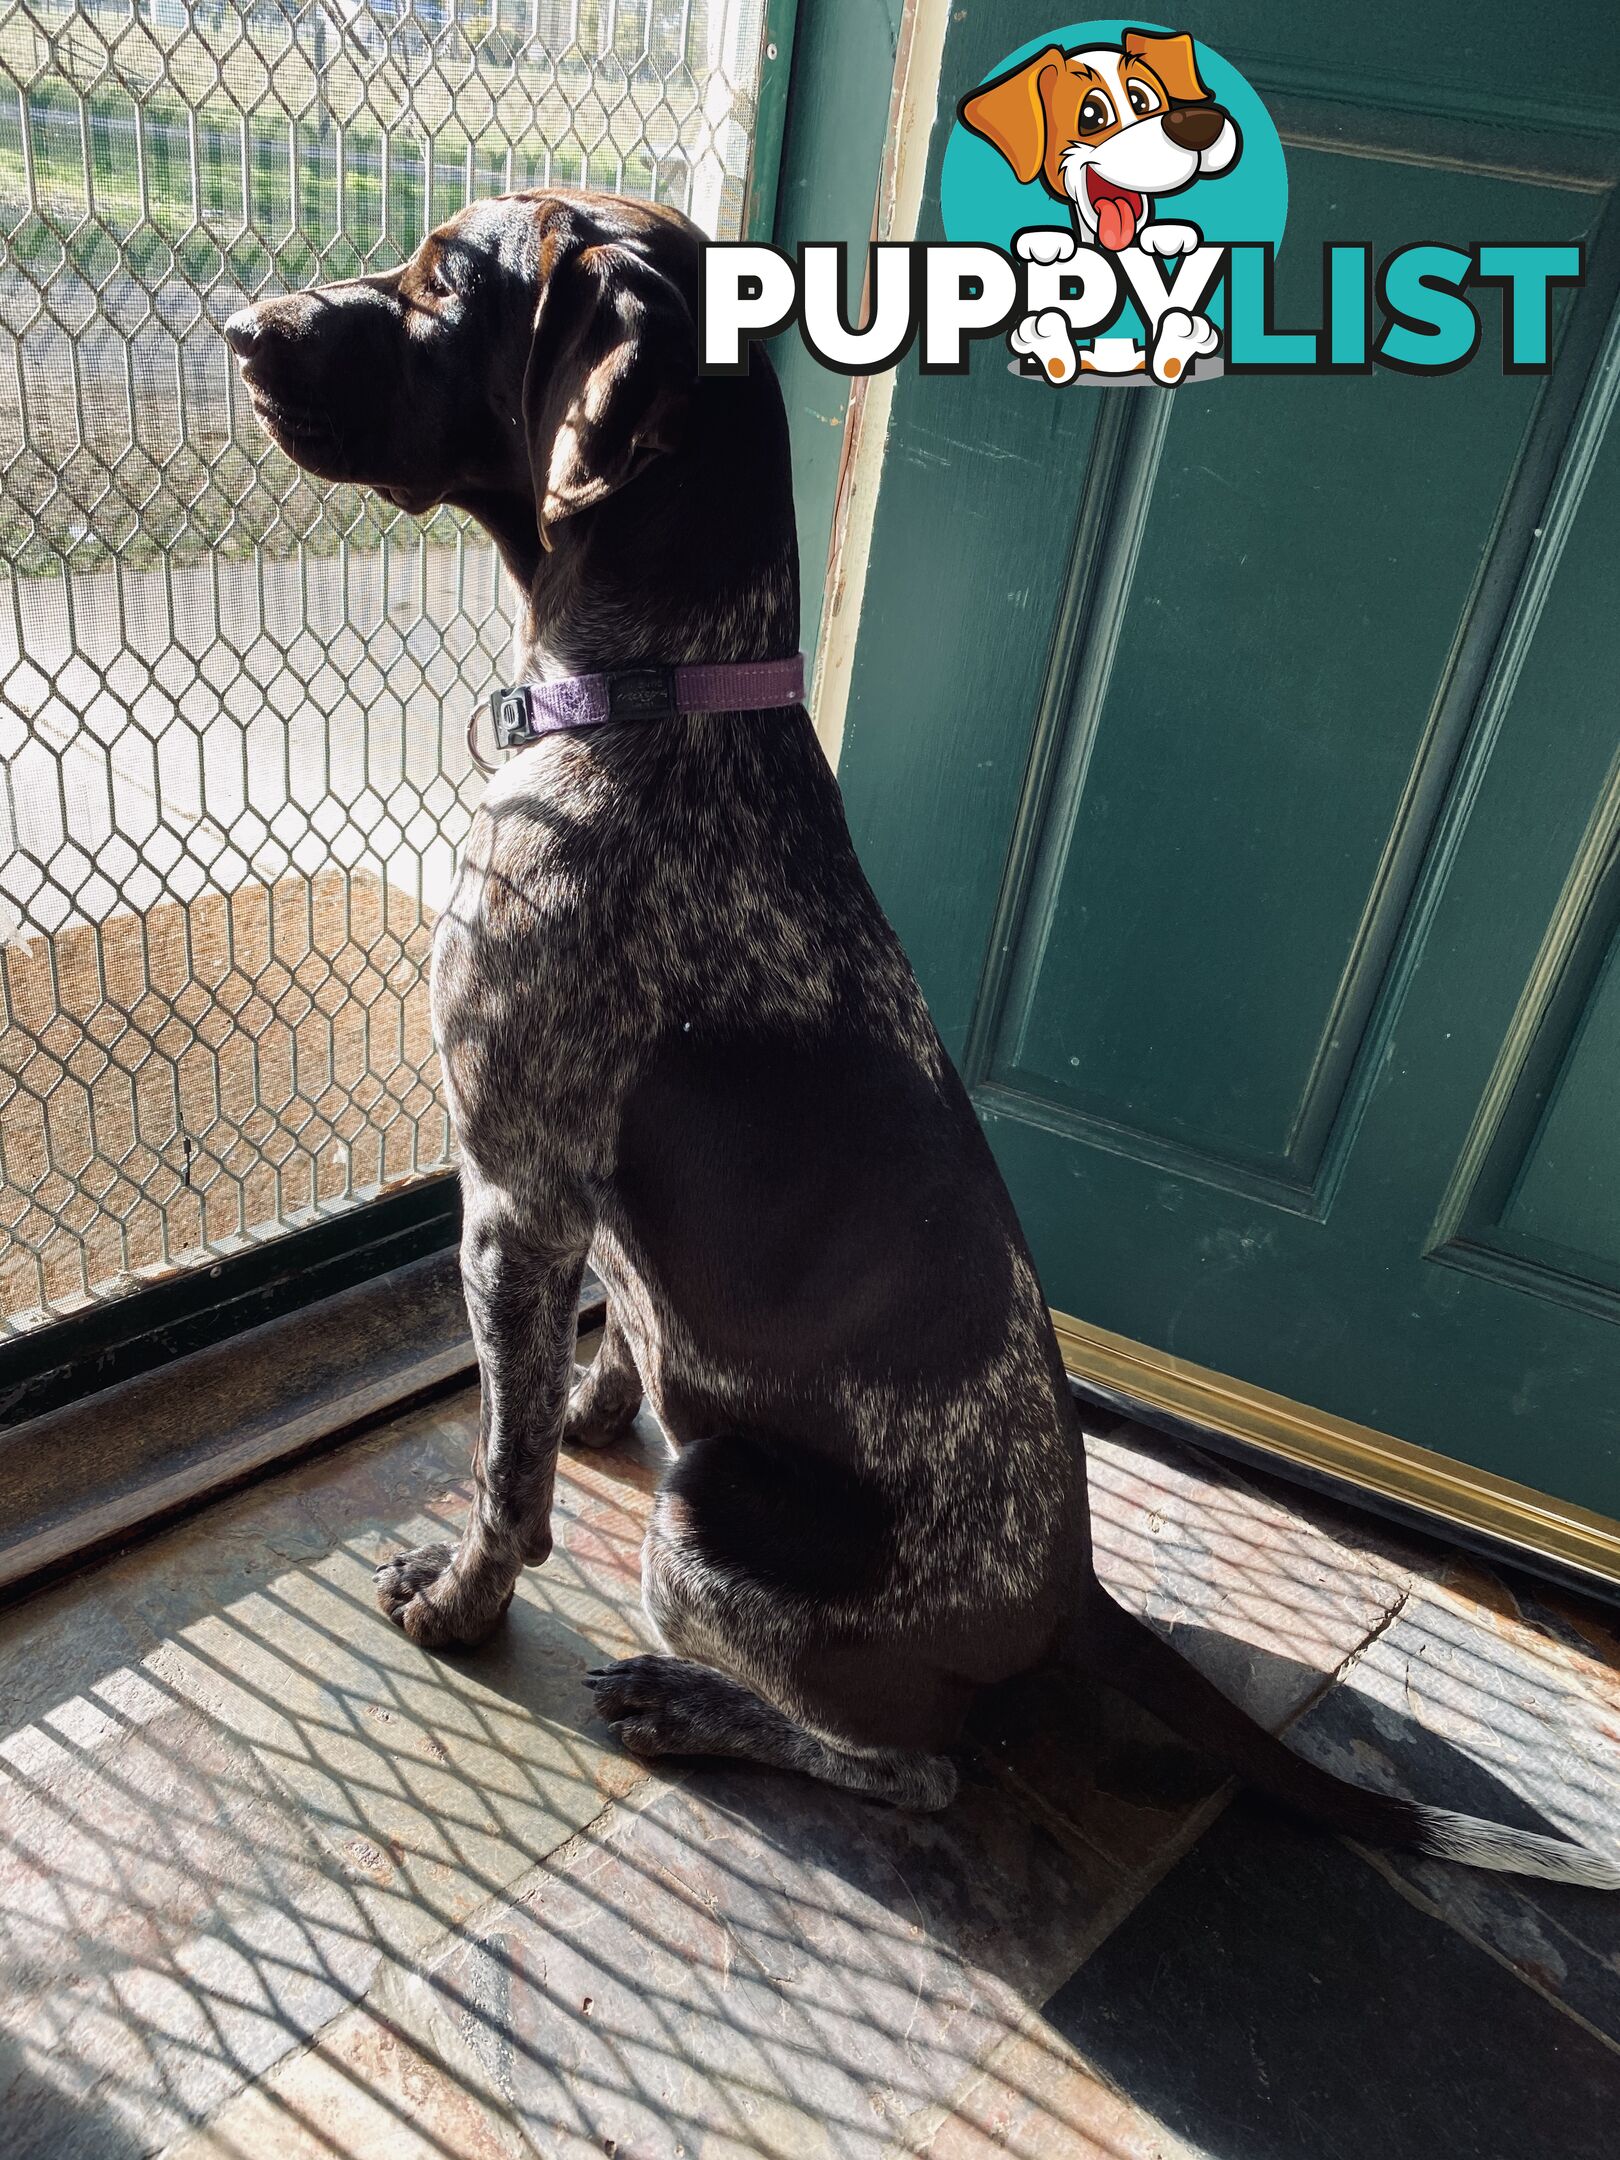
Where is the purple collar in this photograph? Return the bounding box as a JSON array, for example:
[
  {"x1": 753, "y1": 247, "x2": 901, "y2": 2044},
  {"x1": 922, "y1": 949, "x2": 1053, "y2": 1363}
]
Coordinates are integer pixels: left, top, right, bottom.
[{"x1": 476, "y1": 654, "x2": 806, "y2": 764}]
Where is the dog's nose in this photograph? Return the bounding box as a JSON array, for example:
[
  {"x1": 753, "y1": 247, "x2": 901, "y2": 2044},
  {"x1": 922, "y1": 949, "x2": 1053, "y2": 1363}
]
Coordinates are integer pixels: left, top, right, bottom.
[
  {"x1": 1163, "y1": 104, "x2": 1227, "y2": 153},
  {"x1": 223, "y1": 307, "x2": 263, "y2": 358}
]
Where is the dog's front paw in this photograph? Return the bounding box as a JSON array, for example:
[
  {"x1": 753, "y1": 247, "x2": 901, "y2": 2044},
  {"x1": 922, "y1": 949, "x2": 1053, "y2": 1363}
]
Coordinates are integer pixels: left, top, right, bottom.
[
  {"x1": 1149, "y1": 307, "x2": 1220, "y2": 384},
  {"x1": 1015, "y1": 226, "x2": 1078, "y2": 265},
  {"x1": 373, "y1": 1539, "x2": 515, "y2": 1648},
  {"x1": 1010, "y1": 308, "x2": 1077, "y2": 383},
  {"x1": 1137, "y1": 221, "x2": 1201, "y2": 258}
]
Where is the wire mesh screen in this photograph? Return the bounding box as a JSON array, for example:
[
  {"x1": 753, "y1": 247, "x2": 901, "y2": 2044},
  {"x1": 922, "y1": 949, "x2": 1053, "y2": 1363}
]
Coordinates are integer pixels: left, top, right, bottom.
[{"x1": 0, "y1": 0, "x2": 769, "y2": 1335}]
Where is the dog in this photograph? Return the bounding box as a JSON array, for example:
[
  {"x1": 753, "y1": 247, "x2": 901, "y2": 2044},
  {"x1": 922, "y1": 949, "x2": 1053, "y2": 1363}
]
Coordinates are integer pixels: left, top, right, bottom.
[
  {"x1": 962, "y1": 30, "x2": 1236, "y2": 384},
  {"x1": 223, "y1": 189, "x2": 1616, "y2": 1884}
]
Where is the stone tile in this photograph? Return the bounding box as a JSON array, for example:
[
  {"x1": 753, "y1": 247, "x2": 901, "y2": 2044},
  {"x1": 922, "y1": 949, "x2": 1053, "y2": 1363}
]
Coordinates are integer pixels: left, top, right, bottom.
[
  {"x1": 122, "y1": 1424, "x2": 671, "y2": 1961},
  {"x1": 159, "y1": 2005, "x2": 526, "y2": 2160},
  {"x1": 0, "y1": 2038, "x2": 147, "y2": 2160},
  {"x1": 419, "y1": 1760, "x2": 1143, "y2": 2160},
  {"x1": 140, "y1": 1540, "x2": 647, "y2": 1955},
  {"x1": 0, "y1": 1385, "x2": 671, "y2": 2156},
  {"x1": 891, "y1": 2019, "x2": 1201, "y2": 2160},
  {"x1": 0, "y1": 1564, "x2": 158, "y2": 1738},
  {"x1": 0, "y1": 1671, "x2": 381, "y2": 2158},
  {"x1": 1041, "y1": 1798, "x2": 1620, "y2": 2160},
  {"x1": 1288, "y1": 1559, "x2": 1620, "y2": 2045},
  {"x1": 1087, "y1": 1421, "x2": 1410, "y2": 1731},
  {"x1": 97, "y1": 1383, "x2": 667, "y2": 1669},
  {"x1": 13, "y1": 1368, "x2": 1619, "y2": 2160}
]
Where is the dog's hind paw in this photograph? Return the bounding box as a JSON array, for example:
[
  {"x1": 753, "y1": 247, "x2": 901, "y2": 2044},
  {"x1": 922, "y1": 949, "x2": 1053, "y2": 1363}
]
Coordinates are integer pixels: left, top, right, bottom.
[
  {"x1": 562, "y1": 1379, "x2": 639, "y2": 1451},
  {"x1": 1010, "y1": 308, "x2": 1078, "y2": 382},
  {"x1": 373, "y1": 1539, "x2": 515, "y2": 1649},
  {"x1": 585, "y1": 1654, "x2": 704, "y2": 1756},
  {"x1": 584, "y1": 1656, "x2": 960, "y2": 1809},
  {"x1": 1149, "y1": 306, "x2": 1220, "y2": 385},
  {"x1": 584, "y1": 1653, "x2": 772, "y2": 1762}
]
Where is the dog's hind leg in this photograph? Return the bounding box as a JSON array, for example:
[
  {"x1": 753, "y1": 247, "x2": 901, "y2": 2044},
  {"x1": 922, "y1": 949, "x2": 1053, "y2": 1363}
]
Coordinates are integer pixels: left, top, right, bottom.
[
  {"x1": 564, "y1": 1291, "x2": 645, "y2": 1449},
  {"x1": 376, "y1": 1172, "x2": 588, "y2": 1648},
  {"x1": 588, "y1": 1484, "x2": 967, "y2": 1808},
  {"x1": 585, "y1": 1654, "x2": 958, "y2": 1810}
]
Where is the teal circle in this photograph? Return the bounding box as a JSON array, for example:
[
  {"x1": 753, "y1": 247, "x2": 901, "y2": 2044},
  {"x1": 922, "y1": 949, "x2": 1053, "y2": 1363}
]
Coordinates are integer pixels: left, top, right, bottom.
[{"x1": 941, "y1": 21, "x2": 1286, "y2": 258}]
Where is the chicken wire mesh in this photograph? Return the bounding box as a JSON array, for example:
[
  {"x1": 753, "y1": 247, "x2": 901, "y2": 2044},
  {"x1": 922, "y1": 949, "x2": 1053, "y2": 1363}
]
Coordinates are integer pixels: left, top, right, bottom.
[{"x1": 0, "y1": 0, "x2": 770, "y2": 1335}]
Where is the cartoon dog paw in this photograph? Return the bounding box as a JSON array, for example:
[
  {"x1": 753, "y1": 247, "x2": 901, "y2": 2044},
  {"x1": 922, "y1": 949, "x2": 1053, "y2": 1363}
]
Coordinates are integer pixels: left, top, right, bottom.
[
  {"x1": 1149, "y1": 307, "x2": 1219, "y2": 385},
  {"x1": 1015, "y1": 227, "x2": 1078, "y2": 266},
  {"x1": 1137, "y1": 221, "x2": 1202, "y2": 258},
  {"x1": 1011, "y1": 308, "x2": 1078, "y2": 383}
]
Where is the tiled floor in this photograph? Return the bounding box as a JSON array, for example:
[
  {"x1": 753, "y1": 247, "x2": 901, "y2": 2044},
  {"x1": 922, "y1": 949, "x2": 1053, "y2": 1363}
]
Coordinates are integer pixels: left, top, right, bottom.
[{"x1": 3, "y1": 1377, "x2": 1619, "y2": 2158}]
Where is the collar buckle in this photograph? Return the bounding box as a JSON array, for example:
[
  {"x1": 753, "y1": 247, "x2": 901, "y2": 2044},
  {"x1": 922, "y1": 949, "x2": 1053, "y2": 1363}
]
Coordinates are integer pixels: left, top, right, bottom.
[
  {"x1": 492, "y1": 691, "x2": 535, "y2": 760},
  {"x1": 490, "y1": 685, "x2": 534, "y2": 749},
  {"x1": 607, "y1": 665, "x2": 678, "y2": 723}
]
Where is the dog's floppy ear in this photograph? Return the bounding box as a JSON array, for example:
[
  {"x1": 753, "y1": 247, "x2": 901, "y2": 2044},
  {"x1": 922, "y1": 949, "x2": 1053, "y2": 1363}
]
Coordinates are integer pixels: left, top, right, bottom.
[
  {"x1": 958, "y1": 46, "x2": 1064, "y2": 184},
  {"x1": 522, "y1": 230, "x2": 696, "y2": 547},
  {"x1": 1123, "y1": 29, "x2": 1212, "y2": 104}
]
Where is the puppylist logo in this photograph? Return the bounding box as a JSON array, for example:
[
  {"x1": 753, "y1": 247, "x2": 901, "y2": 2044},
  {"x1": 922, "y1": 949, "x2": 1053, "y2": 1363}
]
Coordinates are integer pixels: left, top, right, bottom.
[
  {"x1": 950, "y1": 22, "x2": 1273, "y2": 385},
  {"x1": 701, "y1": 20, "x2": 1584, "y2": 387}
]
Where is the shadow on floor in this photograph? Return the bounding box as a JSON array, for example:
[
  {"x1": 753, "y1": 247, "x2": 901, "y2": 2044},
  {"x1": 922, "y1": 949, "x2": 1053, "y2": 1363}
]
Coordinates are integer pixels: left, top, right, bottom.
[
  {"x1": 1046, "y1": 1798, "x2": 1620, "y2": 2160},
  {"x1": 405, "y1": 1622, "x2": 1620, "y2": 2160},
  {"x1": 0, "y1": 2029, "x2": 146, "y2": 2160},
  {"x1": 4, "y1": 1396, "x2": 1619, "y2": 2159}
]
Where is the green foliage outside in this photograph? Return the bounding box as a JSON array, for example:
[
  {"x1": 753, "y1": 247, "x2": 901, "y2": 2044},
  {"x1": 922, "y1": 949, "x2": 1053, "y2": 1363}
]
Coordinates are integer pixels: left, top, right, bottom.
[
  {"x1": 2, "y1": 72, "x2": 673, "y2": 289},
  {"x1": 0, "y1": 20, "x2": 709, "y2": 580}
]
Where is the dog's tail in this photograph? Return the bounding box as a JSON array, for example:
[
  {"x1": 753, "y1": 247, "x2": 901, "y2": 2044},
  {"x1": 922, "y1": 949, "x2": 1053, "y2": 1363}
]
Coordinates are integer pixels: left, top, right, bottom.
[{"x1": 1065, "y1": 1588, "x2": 1620, "y2": 1889}]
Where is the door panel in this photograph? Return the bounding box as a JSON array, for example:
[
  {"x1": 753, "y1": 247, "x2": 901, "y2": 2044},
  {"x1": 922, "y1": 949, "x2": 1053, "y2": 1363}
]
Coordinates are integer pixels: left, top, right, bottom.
[
  {"x1": 1493, "y1": 927, "x2": 1620, "y2": 1283},
  {"x1": 835, "y1": 5, "x2": 1620, "y2": 1524},
  {"x1": 1435, "y1": 404, "x2": 1620, "y2": 1312},
  {"x1": 1203, "y1": 2, "x2": 1619, "y2": 129},
  {"x1": 990, "y1": 152, "x2": 1594, "y2": 1193}
]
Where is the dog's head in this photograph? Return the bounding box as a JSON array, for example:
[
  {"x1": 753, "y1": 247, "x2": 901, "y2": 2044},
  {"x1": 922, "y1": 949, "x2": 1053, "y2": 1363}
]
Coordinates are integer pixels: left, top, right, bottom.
[
  {"x1": 223, "y1": 192, "x2": 789, "y2": 605},
  {"x1": 960, "y1": 30, "x2": 1239, "y2": 250}
]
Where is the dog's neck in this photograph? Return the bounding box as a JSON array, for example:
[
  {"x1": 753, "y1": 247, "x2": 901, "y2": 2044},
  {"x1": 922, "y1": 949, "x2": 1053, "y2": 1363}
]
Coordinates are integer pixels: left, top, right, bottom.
[
  {"x1": 488, "y1": 360, "x2": 801, "y2": 686},
  {"x1": 510, "y1": 529, "x2": 800, "y2": 686}
]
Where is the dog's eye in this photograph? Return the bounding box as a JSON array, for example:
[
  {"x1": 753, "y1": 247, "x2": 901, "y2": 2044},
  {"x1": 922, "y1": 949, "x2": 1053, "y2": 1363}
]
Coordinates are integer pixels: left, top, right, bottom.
[
  {"x1": 1078, "y1": 90, "x2": 1116, "y2": 133},
  {"x1": 1125, "y1": 79, "x2": 1162, "y2": 118},
  {"x1": 417, "y1": 256, "x2": 460, "y2": 303}
]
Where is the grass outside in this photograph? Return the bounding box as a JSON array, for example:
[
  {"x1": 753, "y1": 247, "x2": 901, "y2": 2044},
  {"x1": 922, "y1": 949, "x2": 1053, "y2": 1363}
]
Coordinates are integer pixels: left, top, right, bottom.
[{"x1": 2, "y1": 66, "x2": 694, "y2": 288}]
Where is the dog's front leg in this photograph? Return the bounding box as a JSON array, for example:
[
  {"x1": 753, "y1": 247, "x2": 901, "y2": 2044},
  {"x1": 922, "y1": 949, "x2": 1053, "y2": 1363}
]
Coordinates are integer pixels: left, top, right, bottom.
[{"x1": 376, "y1": 1175, "x2": 587, "y2": 1648}]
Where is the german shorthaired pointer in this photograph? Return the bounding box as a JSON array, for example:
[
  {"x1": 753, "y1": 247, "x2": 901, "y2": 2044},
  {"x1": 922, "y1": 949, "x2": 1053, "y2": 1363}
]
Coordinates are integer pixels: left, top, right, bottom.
[{"x1": 224, "y1": 190, "x2": 1615, "y2": 1884}]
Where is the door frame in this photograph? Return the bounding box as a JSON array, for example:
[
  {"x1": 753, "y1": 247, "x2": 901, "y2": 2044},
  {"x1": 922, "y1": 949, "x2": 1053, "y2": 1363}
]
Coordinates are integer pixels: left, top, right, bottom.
[{"x1": 1058, "y1": 1310, "x2": 1620, "y2": 1590}]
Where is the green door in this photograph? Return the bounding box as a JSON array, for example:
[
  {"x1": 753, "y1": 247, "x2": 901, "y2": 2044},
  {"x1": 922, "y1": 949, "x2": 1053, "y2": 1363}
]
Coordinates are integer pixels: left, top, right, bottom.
[{"x1": 834, "y1": 6, "x2": 1620, "y2": 1561}]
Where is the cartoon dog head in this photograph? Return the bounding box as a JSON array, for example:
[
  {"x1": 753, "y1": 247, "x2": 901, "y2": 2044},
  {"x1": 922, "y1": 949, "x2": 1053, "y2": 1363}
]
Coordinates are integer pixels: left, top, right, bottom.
[{"x1": 960, "y1": 30, "x2": 1240, "y2": 251}]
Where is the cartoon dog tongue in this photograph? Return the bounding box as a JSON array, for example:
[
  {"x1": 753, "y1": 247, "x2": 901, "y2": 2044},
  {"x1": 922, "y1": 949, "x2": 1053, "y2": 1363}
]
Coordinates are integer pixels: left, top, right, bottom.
[{"x1": 1087, "y1": 171, "x2": 1143, "y2": 251}]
